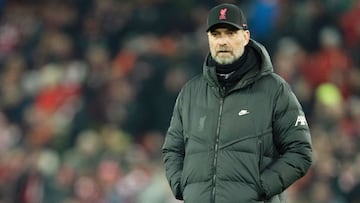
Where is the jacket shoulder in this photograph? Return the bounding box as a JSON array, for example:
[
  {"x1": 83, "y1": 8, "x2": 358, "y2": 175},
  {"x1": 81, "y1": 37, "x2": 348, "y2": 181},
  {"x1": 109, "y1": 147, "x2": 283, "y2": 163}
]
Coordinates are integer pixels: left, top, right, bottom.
[
  {"x1": 262, "y1": 72, "x2": 288, "y2": 85},
  {"x1": 181, "y1": 74, "x2": 207, "y2": 93},
  {"x1": 256, "y1": 72, "x2": 289, "y2": 94}
]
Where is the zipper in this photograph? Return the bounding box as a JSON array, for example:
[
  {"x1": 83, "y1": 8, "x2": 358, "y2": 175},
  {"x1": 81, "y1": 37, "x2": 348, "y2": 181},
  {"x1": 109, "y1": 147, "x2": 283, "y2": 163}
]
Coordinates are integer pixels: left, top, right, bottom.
[
  {"x1": 257, "y1": 137, "x2": 265, "y2": 199},
  {"x1": 258, "y1": 137, "x2": 264, "y2": 170},
  {"x1": 211, "y1": 97, "x2": 224, "y2": 203}
]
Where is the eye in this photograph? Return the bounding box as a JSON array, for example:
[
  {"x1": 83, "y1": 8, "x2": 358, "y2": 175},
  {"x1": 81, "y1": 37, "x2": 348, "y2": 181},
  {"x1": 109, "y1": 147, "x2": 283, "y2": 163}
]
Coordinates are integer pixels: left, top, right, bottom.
[
  {"x1": 210, "y1": 31, "x2": 220, "y2": 37},
  {"x1": 226, "y1": 30, "x2": 236, "y2": 36}
]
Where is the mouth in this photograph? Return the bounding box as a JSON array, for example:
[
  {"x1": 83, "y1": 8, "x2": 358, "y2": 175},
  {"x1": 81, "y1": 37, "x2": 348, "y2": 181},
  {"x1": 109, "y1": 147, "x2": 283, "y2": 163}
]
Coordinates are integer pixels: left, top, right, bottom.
[{"x1": 217, "y1": 50, "x2": 231, "y2": 55}]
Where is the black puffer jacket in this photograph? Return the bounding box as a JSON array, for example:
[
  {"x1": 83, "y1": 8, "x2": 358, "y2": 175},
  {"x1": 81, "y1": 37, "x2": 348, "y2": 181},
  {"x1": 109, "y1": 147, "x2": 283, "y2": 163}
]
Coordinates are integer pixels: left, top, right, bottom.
[{"x1": 162, "y1": 40, "x2": 313, "y2": 203}]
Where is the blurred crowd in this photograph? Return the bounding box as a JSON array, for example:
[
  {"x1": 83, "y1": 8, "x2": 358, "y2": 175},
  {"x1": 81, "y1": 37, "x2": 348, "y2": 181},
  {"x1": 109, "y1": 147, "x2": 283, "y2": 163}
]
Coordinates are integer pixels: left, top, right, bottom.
[{"x1": 0, "y1": 0, "x2": 359, "y2": 202}]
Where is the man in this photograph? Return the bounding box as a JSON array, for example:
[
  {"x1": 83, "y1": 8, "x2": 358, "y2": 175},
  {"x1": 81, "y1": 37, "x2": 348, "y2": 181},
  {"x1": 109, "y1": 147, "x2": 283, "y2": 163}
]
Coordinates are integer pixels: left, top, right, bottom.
[{"x1": 162, "y1": 3, "x2": 312, "y2": 203}]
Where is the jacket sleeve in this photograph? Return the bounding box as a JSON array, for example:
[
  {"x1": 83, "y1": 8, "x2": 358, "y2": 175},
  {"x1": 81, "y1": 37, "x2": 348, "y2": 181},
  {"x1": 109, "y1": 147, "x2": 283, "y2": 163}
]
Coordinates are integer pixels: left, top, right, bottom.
[
  {"x1": 162, "y1": 89, "x2": 185, "y2": 200},
  {"x1": 260, "y1": 81, "x2": 313, "y2": 199}
]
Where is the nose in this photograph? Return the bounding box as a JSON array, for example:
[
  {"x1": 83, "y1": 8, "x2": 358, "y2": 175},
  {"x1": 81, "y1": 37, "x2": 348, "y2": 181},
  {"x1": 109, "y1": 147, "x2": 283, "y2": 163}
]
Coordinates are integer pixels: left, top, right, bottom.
[{"x1": 216, "y1": 34, "x2": 229, "y2": 45}]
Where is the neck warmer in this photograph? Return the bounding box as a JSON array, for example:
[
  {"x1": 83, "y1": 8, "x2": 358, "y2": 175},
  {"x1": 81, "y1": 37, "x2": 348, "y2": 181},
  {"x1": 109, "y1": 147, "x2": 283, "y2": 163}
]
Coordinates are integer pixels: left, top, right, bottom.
[{"x1": 208, "y1": 46, "x2": 260, "y2": 90}]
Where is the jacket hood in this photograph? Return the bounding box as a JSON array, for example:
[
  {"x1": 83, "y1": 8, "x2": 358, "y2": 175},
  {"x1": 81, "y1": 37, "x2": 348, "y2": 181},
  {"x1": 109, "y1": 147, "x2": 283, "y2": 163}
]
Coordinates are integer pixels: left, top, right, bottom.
[{"x1": 203, "y1": 39, "x2": 274, "y2": 88}]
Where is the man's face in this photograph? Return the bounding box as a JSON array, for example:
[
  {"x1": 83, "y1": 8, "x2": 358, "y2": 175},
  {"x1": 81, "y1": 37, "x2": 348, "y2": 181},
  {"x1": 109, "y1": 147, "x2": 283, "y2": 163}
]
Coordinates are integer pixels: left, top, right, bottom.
[{"x1": 208, "y1": 26, "x2": 250, "y2": 65}]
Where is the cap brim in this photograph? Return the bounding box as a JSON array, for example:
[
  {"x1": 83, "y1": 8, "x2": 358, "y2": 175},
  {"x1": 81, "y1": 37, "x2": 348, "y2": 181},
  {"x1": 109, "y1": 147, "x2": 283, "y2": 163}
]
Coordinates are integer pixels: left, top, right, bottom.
[{"x1": 206, "y1": 22, "x2": 243, "y2": 32}]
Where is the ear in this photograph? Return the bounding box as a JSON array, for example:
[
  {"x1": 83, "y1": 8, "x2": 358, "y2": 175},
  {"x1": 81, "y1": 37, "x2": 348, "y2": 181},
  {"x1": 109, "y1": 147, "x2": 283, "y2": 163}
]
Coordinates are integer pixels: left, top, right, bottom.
[{"x1": 243, "y1": 30, "x2": 250, "y2": 45}]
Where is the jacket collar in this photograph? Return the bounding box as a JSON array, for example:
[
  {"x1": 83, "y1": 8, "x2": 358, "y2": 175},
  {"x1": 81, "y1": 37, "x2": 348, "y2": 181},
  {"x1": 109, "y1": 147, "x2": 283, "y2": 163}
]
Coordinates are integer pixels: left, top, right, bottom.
[{"x1": 203, "y1": 39, "x2": 274, "y2": 90}]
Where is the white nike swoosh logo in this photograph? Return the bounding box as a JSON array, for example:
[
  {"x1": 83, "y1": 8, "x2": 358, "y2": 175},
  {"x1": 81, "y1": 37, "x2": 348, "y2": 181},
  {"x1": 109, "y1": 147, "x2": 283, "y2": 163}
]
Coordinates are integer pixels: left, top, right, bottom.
[{"x1": 238, "y1": 110, "x2": 250, "y2": 116}]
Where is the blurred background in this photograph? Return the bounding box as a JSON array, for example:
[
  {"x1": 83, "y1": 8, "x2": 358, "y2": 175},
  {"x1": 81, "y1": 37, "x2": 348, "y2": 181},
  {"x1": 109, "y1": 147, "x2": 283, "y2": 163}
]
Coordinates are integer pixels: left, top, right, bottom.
[{"x1": 0, "y1": 0, "x2": 359, "y2": 202}]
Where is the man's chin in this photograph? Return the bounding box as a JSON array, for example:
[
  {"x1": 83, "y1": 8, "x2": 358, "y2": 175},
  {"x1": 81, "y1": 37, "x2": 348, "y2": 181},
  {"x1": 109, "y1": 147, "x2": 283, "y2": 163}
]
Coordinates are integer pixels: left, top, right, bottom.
[{"x1": 214, "y1": 57, "x2": 234, "y2": 65}]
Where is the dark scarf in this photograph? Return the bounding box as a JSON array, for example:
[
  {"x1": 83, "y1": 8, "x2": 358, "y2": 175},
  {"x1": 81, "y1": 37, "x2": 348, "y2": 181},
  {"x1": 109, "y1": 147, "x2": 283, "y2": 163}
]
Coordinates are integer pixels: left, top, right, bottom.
[{"x1": 208, "y1": 46, "x2": 260, "y2": 90}]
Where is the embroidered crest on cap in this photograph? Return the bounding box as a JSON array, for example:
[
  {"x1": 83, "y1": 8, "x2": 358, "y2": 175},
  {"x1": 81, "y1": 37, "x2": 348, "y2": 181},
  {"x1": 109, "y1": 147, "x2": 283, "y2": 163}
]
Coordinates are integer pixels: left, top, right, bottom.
[{"x1": 219, "y1": 8, "x2": 227, "y2": 20}]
